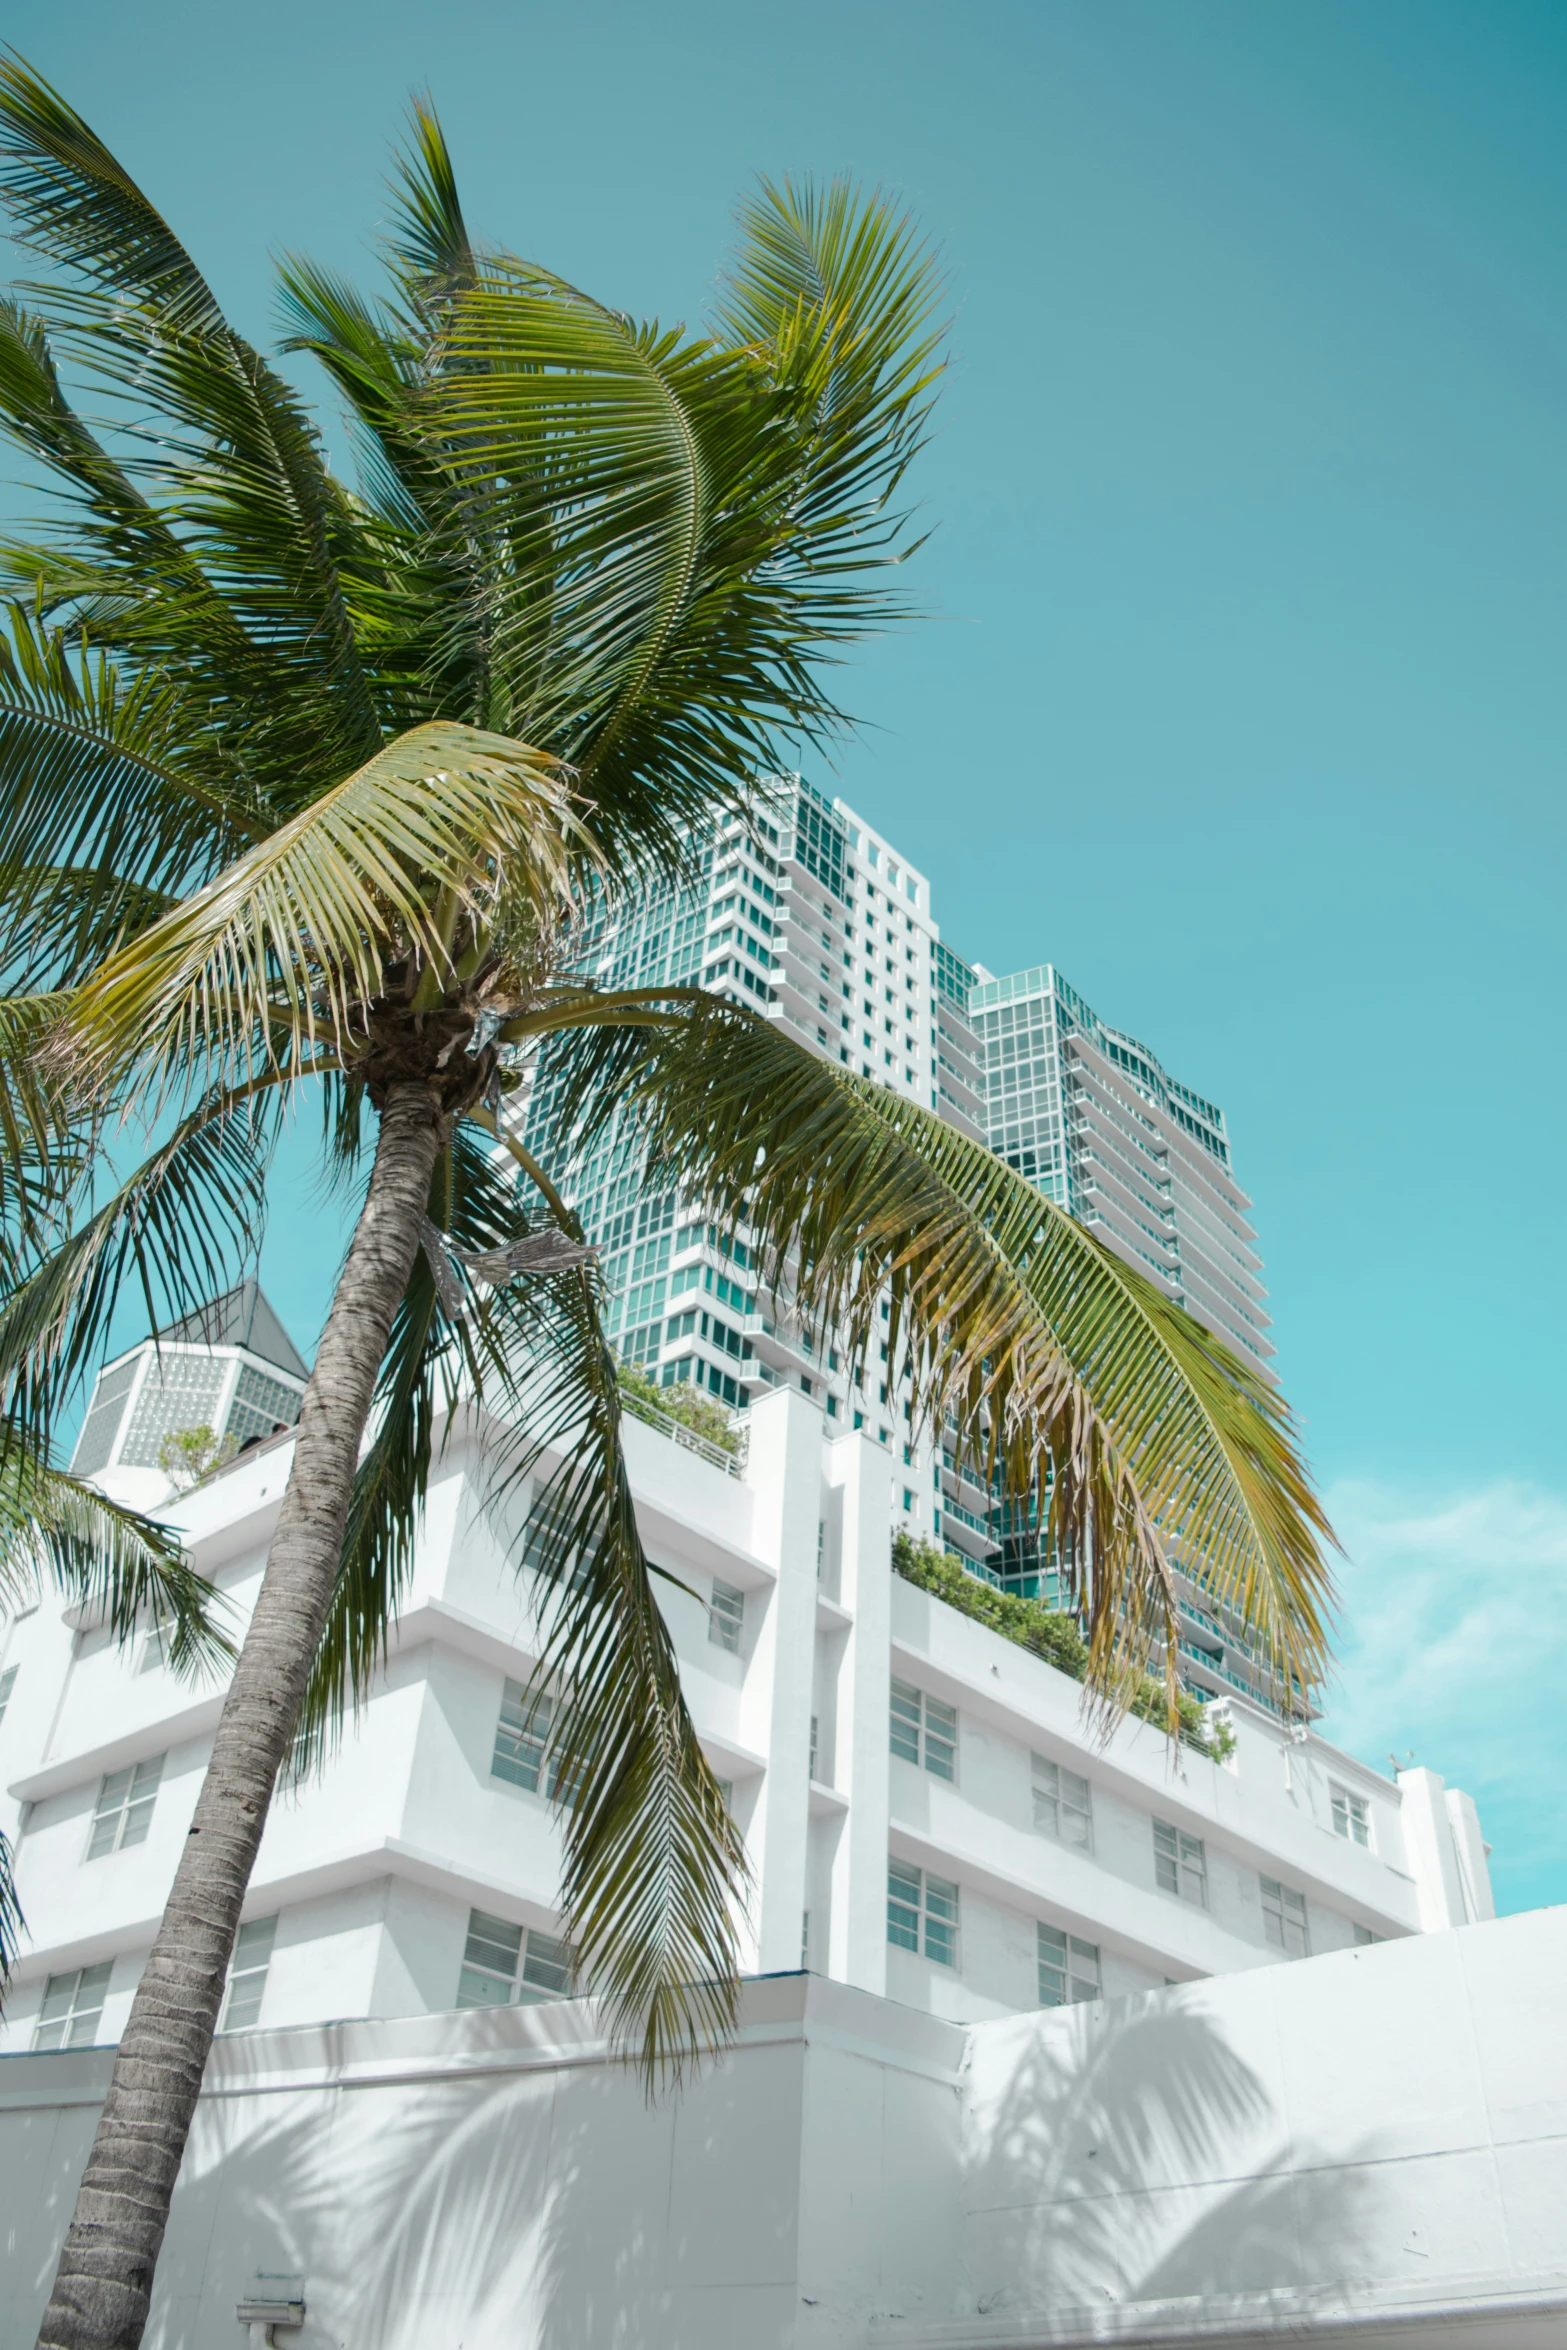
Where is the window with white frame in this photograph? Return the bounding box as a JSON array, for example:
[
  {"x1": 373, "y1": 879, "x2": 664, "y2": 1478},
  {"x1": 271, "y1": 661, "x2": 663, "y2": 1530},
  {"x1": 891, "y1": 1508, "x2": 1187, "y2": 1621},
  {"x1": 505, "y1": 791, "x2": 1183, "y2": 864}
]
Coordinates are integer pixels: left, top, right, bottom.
[
  {"x1": 708, "y1": 1579, "x2": 746, "y2": 1654},
  {"x1": 889, "y1": 1679, "x2": 957, "y2": 1780},
  {"x1": 521, "y1": 1502, "x2": 585, "y2": 1596},
  {"x1": 86, "y1": 1755, "x2": 164, "y2": 1860},
  {"x1": 1353, "y1": 1922, "x2": 1380, "y2": 1946},
  {"x1": 1153, "y1": 1818, "x2": 1207, "y2": 1906},
  {"x1": 137, "y1": 1603, "x2": 174, "y2": 1675},
  {"x1": 0, "y1": 1663, "x2": 15, "y2": 1728},
  {"x1": 886, "y1": 1858, "x2": 959, "y2": 1967},
  {"x1": 490, "y1": 1681, "x2": 577, "y2": 1804},
  {"x1": 33, "y1": 1961, "x2": 113, "y2": 2049},
  {"x1": 455, "y1": 1908, "x2": 573, "y2": 2008},
  {"x1": 1038, "y1": 1922, "x2": 1100, "y2": 2006},
  {"x1": 1032, "y1": 1754, "x2": 1092, "y2": 1849},
  {"x1": 1260, "y1": 1876, "x2": 1309, "y2": 1957},
  {"x1": 220, "y1": 1915, "x2": 278, "y2": 2030},
  {"x1": 1331, "y1": 1786, "x2": 1371, "y2": 1847}
]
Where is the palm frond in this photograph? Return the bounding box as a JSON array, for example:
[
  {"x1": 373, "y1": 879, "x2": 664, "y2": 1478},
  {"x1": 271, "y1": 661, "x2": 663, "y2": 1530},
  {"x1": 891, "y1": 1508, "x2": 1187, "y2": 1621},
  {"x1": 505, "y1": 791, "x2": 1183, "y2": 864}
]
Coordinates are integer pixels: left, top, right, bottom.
[
  {"x1": 0, "y1": 1428, "x2": 230, "y2": 2014},
  {"x1": 0, "y1": 59, "x2": 389, "y2": 775},
  {"x1": 0, "y1": 1084, "x2": 273, "y2": 1451},
  {"x1": 714, "y1": 175, "x2": 946, "y2": 546},
  {"x1": 386, "y1": 96, "x2": 479, "y2": 305},
  {"x1": 278, "y1": 172, "x2": 949, "y2": 878},
  {"x1": 59, "y1": 721, "x2": 579, "y2": 1091},
  {"x1": 0, "y1": 1438, "x2": 230, "y2": 1679},
  {"x1": 0, "y1": 54, "x2": 223, "y2": 329},
  {"x1": 604, "y1": 1000, "x2": 1335, "y2": 1713},
  {"x1": 0, "y1": 1828, "x2": 21, "y2": 2011},
  {"x1": 0, "y1": 990, "x2": 75, "y2": 1216},
  {"x1": 0, "y1": 604, "x2": 266, "y2": 985},
  {"x1": 0, "y1": 296, "x2": 357, "y2": 793},
  {"x1": 301, "y1": 1112, "x2": 743, "y2": 2074},
  {"x1": 473, "y1": 1224, "x2": 746, "y2": 2077}
]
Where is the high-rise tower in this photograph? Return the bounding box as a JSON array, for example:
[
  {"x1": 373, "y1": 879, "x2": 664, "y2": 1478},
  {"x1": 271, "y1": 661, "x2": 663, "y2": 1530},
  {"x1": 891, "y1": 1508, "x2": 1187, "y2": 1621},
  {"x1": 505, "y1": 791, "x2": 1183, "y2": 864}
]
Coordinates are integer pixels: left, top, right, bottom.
[
  {"x1": 969, "y1": 964, "x2": 1274, "y2": 1381},
  {"x1": 521, "y1": 777, "x2": 983, "y2": 1470}
]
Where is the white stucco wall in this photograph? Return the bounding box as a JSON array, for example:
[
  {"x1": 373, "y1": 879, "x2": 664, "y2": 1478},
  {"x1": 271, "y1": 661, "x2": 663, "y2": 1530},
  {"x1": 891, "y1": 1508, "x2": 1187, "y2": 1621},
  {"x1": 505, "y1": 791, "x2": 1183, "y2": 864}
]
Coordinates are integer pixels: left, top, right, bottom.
[
  {"x1": 2, "y1": 1904, "x2": 1565, "y2": 2350},
  {"x1": 0, "y1": 1389, "x2": 1496, "y2": 2062}
]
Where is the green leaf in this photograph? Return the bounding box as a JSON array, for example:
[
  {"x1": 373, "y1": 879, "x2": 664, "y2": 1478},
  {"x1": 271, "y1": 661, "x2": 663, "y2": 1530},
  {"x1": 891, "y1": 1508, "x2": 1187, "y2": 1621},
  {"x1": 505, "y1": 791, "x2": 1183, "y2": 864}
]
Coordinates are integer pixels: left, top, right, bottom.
[
  {"x1": 0, "y1": 604, "x2": 265, "y2": 986},
  {"x1": 586, "y1": 995, "x2": 1335, "y2": 1713},
  {"x1": 0, "y1": 1829, "x2": 21, "y2": 2012},
  {"x1": 60, "y1": 721, "x2": 578, "y2": 1091},
  {"x1": 474, "y1": 1225, "x2": 747, "y2": 2078},
  {"x1": 0, "y1": 1085, "x2": 274, "y2": 1452},
  {"x1": 0, "y1": 1436, "x2": 231, "y2": 1680}
]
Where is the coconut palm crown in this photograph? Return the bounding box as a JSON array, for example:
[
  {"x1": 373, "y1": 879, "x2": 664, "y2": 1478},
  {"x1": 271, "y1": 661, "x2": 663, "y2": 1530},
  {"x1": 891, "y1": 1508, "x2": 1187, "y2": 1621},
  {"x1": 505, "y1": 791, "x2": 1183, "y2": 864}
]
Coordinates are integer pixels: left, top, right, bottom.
[{"x1": 0, "y1": 58, "x2": 1335, "y2": 2350}]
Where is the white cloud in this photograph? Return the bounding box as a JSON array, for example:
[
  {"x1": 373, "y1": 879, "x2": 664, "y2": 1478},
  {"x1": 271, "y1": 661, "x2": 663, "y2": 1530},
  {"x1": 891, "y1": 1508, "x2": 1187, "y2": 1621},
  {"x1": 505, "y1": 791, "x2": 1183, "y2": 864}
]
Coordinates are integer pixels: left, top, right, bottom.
[{"x1": 1315, "y1": 1477, "x2": 1567, "y2": 1913}]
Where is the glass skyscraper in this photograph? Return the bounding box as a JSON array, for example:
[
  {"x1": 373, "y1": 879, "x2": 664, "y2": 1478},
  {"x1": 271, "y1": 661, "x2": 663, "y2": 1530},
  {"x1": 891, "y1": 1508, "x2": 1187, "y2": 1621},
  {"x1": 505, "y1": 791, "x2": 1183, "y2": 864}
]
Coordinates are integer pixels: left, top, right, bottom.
[
  {"x1": 969, "y1": 963, "x2": 1274, "y2": 1381},
  {"x1": 520, "y1": 782, "x2": 1284, "y2": 1709}
]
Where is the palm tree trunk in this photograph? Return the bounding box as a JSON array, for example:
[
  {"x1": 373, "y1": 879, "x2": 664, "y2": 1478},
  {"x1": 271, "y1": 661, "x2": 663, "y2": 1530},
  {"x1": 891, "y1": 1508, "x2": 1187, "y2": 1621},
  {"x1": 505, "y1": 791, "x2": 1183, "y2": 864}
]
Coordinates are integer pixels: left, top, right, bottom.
[{"x1": 35, "y1": 1083, "x2": 448, "y2": 2350}]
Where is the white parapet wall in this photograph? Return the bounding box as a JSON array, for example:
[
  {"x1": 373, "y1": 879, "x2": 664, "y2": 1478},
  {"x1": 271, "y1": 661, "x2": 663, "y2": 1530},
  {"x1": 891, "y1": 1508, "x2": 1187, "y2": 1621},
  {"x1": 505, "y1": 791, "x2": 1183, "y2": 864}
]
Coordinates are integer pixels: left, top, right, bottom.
[{"x1": 2, "y1": 1903, "x2": 1565, "y2": 2350}]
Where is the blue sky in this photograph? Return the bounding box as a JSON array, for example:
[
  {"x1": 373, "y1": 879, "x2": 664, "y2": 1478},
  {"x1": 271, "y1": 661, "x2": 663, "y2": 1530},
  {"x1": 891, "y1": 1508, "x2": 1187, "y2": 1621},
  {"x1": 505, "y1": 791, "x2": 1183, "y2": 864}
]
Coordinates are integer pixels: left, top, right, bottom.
[{"x1": 10, "y1": 0, "x2": 1566, "y2": 1910}]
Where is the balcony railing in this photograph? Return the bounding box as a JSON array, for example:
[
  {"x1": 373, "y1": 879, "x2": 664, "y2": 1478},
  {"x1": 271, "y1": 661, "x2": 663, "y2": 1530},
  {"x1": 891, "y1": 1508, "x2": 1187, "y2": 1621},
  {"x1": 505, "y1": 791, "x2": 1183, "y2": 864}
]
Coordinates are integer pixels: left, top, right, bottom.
[{"x1": 617, "y1": 1385, "x2": 747, "y2": 1478}]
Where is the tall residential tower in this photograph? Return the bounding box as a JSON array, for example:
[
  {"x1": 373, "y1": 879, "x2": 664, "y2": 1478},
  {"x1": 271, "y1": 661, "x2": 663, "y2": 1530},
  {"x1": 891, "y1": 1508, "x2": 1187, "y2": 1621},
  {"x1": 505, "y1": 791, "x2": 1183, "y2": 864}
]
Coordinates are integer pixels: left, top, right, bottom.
[{"x1": 969, "y1": 964, "x2": 1274, "y2": 1380}]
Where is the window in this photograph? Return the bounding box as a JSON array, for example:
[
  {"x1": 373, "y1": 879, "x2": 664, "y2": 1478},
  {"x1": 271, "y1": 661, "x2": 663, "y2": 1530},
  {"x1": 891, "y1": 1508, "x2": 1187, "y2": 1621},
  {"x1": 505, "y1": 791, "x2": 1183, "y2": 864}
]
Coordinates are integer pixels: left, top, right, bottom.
[
  {"x1": 887, "y1": 1859, "x2": 960, "y2": 1967},
  {"x1": 489, "y1": 1681, "x2": 577, "y2": 1803},
  {"x1": 136, "y1": 1603, "x2": 175, "y2": 1675},
  {"x1": 118, "y1": 1352, "x2": 226, "y2": 1469},
  {"x1": 1032, "y1": 1755, "x2": 1092, "y2": 1850},
  {"x1": 456, "y1": 1908, "x2": 573, "y2": 2008},
  {"x1": 227, "y1": 1363, "x2": 301, "y2": 1449},
  {"x1": 86, "y1": 1754, "x2": 164, "y2": 1859},
  {"x1": 0, "y1": 1663, "x2": 15, "y2": 1728},
  {"x1": 1260, "y1": 1876, "x2": 1309, "y2": 1957},
  {"x1": 1038, "y1": 1923, "x2": 1100, "y2": 2007},
  {"x1": 810, "y1": 1714, "x2": 820, "y2": 1780},
  {"x1": 1153, "y1": 1818, "x2": 1207, "y2": 1906},
  {"x1": 33, "y1": 1962, "x2": 113, "y2": 2050},
  {"x1": 1332, "y1": 1786, "x2": 1371, "y2": 1847},
  {"x1": 221, "y1": 1915, "x2": 278, "y2": 2030},
  {"x1": 1353, "y1": 1923, "x2": 1380, "y2": 1946},
  {"x1": 889, "y1": 1679, "x2": 957, "y2": 1780},
  {"x1": 709, "y1": 1579, "x2": 745, "y2": 1654},
  {"x1": 69, "y1": 1356, "x2": 140, "y2": 1478}
]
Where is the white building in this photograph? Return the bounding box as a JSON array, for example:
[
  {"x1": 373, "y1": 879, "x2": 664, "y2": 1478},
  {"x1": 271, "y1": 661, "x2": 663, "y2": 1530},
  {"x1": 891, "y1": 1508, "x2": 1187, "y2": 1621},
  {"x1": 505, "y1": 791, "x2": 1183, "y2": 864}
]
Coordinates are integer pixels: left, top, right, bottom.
[
  {"x1": 522, "y1": 775, "x2": 986, "y2": 1570},
  {"x1": 0, "y1": 1350, "x2": 1492, "y2": 2059},
  {"x1": 6, "y1": 1910, "x2": 1566, "y2": 2349},
  {"x1": 522, "y1": 785, "x2": 1284, "y2": 1622},
  {"x1": 64, "y1": 1278, "x2": 306, "y2": 1512}
]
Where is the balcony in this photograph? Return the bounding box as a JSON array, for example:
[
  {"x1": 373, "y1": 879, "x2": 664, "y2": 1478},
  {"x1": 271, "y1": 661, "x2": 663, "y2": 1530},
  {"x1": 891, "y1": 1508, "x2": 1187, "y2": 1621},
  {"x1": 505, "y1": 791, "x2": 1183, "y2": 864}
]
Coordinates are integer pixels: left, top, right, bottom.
[{"x1": 743, "y1": 1314, "x2": 818, "y2": 1381}]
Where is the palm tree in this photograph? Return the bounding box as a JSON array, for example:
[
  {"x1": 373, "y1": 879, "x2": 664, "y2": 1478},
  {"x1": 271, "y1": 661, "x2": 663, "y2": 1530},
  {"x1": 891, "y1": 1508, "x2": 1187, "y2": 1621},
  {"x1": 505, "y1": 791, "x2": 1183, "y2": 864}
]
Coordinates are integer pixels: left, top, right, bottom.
[{"x1": 0, "y1": 61, "x2": 1336, "y2": 2350}]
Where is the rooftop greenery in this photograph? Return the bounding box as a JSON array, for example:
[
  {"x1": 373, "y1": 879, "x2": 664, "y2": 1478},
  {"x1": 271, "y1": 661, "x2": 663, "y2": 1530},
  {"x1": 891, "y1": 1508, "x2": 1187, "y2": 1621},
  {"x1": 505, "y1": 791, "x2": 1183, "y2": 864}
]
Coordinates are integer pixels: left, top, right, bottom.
[
  {"x1": 615, "y1": 1362, "x2": 744, "y2": 1460},
  {"x1": 891, "y1": 1532, "x2": 1237, "y2": 1763}
]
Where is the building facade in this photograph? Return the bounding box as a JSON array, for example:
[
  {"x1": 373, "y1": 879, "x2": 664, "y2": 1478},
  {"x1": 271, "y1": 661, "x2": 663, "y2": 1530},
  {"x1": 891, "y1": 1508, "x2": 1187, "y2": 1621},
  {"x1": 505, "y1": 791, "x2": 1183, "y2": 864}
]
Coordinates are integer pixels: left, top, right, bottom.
[
  {"x1": 521, "y1": 775, "x2": 985, "y2": 1561},
  {"x1": 7, "y1": 1916, "x2": 1567, "y2": 2350},
  {"x1": 970, "y1": 963, "x2": 1273, "y2": 1381},
  {"x1": 1, "y1": 784, "x2": 1489, "y2": 2073},
  {"x1": 0, "y1": 1366, "x2": 1492, "y2": 2062}
]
